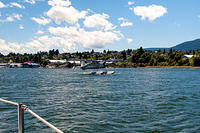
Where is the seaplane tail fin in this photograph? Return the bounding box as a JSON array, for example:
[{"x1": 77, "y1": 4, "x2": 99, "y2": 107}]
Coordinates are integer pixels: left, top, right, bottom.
[{"x1": 81, "y1": 61, "x2": 85, "y2": 67}]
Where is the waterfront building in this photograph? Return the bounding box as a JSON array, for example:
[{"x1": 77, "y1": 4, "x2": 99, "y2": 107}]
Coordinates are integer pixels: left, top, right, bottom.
[
  {"x1": 0, "y1": 63, "x2": 9, "y2": 68},
  {"x1": 23, "y1": 62, "x2": 40, "y2": 68}
]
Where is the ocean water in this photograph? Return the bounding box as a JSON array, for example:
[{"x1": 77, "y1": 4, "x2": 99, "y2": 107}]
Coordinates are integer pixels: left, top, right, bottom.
[{"x1": 0, "y1": 68, "x2": 200, "y2": 133}]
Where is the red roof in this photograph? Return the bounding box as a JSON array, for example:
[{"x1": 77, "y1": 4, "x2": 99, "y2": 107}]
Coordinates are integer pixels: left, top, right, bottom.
[{"x1": 23, "y1": 61, "x2": 32, "y2": 64}]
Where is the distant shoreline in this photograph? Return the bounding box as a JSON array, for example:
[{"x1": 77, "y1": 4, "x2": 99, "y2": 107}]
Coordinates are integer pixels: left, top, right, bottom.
[
  {"x1": 107, "y1": 66, "x2": 200, "y2": 69},
  {"x1": 141, "y1": 66, "x2": 200, "y2": 69},
  {"x1": 1, "y1": 66, "x2": 200, "y2": 69}
]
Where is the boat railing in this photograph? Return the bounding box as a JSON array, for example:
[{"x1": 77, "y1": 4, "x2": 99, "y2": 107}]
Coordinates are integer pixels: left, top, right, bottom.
[{"x1": 0, "y1": 98, "x2": 64, "y2": 133}]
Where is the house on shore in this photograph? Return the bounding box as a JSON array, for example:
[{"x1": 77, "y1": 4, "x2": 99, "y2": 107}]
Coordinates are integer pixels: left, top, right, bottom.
[
  {"x1": 105, "y1": 58, "x2": 123, "y2": 65},
  {"x1": 47, "y1": 59, "x2": 73, "y2": 68},
  {"x1": 23, "y1": 62, "x2": 40, "y2": 68},
  {"x1": 49, "y1": 60, "x2": 67, "y2": 65},
  {"x1": 0, "y1": 63, "x2": 9, "y2": 68},
  {"x1": 68, "y1": 59, "x2": 81, "y2": 65},
  {"x1": 9, "y1": 63, "x2": 23, "y2": 68},
  {"x1": 182, "y1": 55, "x2": 195, "y2": 58}
]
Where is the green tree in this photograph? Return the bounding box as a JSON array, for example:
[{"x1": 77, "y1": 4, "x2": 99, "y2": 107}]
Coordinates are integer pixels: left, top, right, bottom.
[{"x1": 190, "y1": 57, "x2": 200, "y2": 66}]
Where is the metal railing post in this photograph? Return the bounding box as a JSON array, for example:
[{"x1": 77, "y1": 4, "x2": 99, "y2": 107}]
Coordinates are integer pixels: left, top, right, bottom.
[
  {"x1": 0, "y1": 98, "x2": 63, "y2": 133},
  {"x1": 18, "y1": 104, "x2": 24, "y2": 133}
]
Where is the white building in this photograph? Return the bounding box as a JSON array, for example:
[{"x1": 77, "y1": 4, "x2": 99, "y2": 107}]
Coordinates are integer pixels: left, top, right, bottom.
[
  {"x1": 49, "y1": 60, "x2": 67, "y2": 64},
  {"x1": 182, "y1": 55, "x2": 194, "y2": 58}
]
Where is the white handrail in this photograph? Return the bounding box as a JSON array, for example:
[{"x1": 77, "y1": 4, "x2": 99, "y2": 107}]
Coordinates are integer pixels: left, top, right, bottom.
[
  {"x1": 25, "y1": 107, "x2": 63, "y2": 133},
  {"x1": 0, "y1": 98, "x2": 18, "y2": 106},
  {"x1": 0, "y1": 98, "x2": 64, "y2": 133}
]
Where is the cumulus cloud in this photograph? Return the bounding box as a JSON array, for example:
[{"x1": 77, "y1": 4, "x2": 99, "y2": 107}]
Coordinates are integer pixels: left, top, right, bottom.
[
  {"x1": 0, "y1": 26, "x2": 121, "y2": 54},
  {"x1": 37, "y1": 0, "x2": 120, "y2": 50},
  {"x1": 118, "y1": 17, "x2": 133, "y2": 27},
  {"x1": 48, "y1": 26, "x2": 121, "y2": 49},
  {"x1": 0, "y1": 1, "x2": 6, "y2": 8},
  {"x1": 48, "y1": 0, "x2": 71, "y2": 7},
  {"x1": 120, "y1": 22, "x2": 133, "y2": 27},
  {"x1": 83, "y1": 13, "x2": 115, "y2": 31},
  {"x1": 0, "y1": 14, "x2": 22, "y2": 23},
  {"x1": 36, "y1": 30, "x2": 44, "y2": 34},
  {"x1": 24, "y1": 0, "x2": 36, "y2": 4},
  {"x1": 13, "y1": 14, "x2": 22, "y2": 20},
  {"x1": 46, "y1": 5, "x2": 87, "y2": 24},
  {"x1": 19, "y1": 25, "x2": 24, "y2": 29},
  {"x1": 132, "y1": 5, "x2": 167, "y2": 21},
  {"x1": 0, "y1": 39, "x2": 27, "y2": 54},
  {"x1": 0, "y1": 35, "x2": 75, "y2": 54},
  {"x1": 33, "y1": 35, "x2": 74, "y2": 51},
  {"x1": 48, "y1": 26, "x2": 79, "y2": 38},
  {"x1": 32, "y1": 17, "x2": 51, "y2": 25},
  {"x1": 10, "y1": 2, "x2": 25, "y2": 9},
  {"x1": 127, "y1": 38, "x2": 133, "y2": 43},
  {"x1": 78, "y1": 29, "x2": 120, "y2": 49},
  {"x1": 128, "y1": 1, "x2": 135, "y2": 6},
  {"x1": 0, "y1": 0, "x2": 122, "y2": 54}
]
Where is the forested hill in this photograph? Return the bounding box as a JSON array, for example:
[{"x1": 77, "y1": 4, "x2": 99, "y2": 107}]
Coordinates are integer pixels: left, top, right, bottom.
[
  {"x1": 145, "y1": 38, "x2": 200, "y2": 51},
  {"x1": 171, "y1": 39, "x2": 200, "y2": 51}
]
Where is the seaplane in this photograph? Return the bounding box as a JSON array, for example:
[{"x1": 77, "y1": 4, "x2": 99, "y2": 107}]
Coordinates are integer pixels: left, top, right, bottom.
[{"x1": 80, "y1": 60, "x2": 115, "y2": 75}]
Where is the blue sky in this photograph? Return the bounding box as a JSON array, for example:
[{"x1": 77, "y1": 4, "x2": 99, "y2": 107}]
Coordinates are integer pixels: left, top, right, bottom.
[{"x1": 0, "y1": 0, "x2": 200, "y2": 54}]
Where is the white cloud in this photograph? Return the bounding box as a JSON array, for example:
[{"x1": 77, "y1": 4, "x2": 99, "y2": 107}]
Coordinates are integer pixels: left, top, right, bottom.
[
  {"x1": 83, "y1": 13, "x2": 115, "y2": 31},
  {"x1": 118, "y1": 17, "x2": 124, "y2": 21},
  {"x1": 120, "y1": 22, "x2": 133, "y2": 27},
  {"x1": 14, "y1": 14, "x2": 22, "y2": 20},
  {"x1": 10, "y1": 2, "x2": 25, "y2": 9},
  {"x1": 0, "y1": 0, "x2": 123, "y2": 54},
  {"x1": 32, "y1": 17, "x2": 51, "y2": 25},
  {"x1": 24, "y1": 0, "x2": 36, "y2": 4},
  {"x1": 78, "y1": 29, "x2": 120, "y2": 49},
  {"x1": 0, "y1": 35, "x2": 75, "y2": 54},
  {"x1": 0, "y1": 39, "x2": 27, "y2": 54},
  {"x1": 0, "y1": 1, "x2": 6, "y2": 8},
  {"x1": 127, "y1": 38, "x2": 133, "y2": 43},
  {"x1": 48, "y1": 26, "x2": 79, "y2": 38},
  {"x1": 19, "y1": 25, "x2": 24, "y2": 29},
  {"x1": 0, "y1": 27, "x2": 121, "y2": 54},
  {"x1": 0, "y1": 14, "x2": 22, "y2": 23},
  {"x1": 36, "y1": 30, "x2": 44, "y2": 34},
  {"x1": 118, "y1": 17, "x2": 133, "y2": 27},
  {"x1": 129, "y1": 7, "x2": 133, "y2": 10},
  {"x1": 48, "y1": 0, "x2": 71, "y2": 7},
  {"x1": 33, "y1": 35, "x2": 74, "y2": 51},
  {"x1": 5, "y1": 17, "x2": 14, "y2": 22},
  {"x1": 46, "y1": 5, "x2": 87, "y2": 24},
  {"x1": 132, "y1": 5, "x2": 167, "y2": 21},
  {"x1": 48, "y1": 26, "x2": 121, "y2": 49},
  {"x1": 128, "y1": 1, "x2": 135, "y2": 6}
]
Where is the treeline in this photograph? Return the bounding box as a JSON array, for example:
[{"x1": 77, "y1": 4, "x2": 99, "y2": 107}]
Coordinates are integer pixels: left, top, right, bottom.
[
  {"x1": 128, "y1": 47, "x2": 200, "y2": 67},
  {"x1": 0, "y1": 47, "x2": 200, "y2": 66}
]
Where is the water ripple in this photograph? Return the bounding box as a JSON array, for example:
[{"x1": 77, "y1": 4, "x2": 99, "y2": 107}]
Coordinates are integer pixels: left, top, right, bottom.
[{"x1": 0, "y1": 68, "x2": 200, "y2": 132}]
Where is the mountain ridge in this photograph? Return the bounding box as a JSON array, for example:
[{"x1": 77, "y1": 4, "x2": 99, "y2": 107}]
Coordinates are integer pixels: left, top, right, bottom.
[{"x1": 145, "y1": 39, "x2": 200, "y2": 51}]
